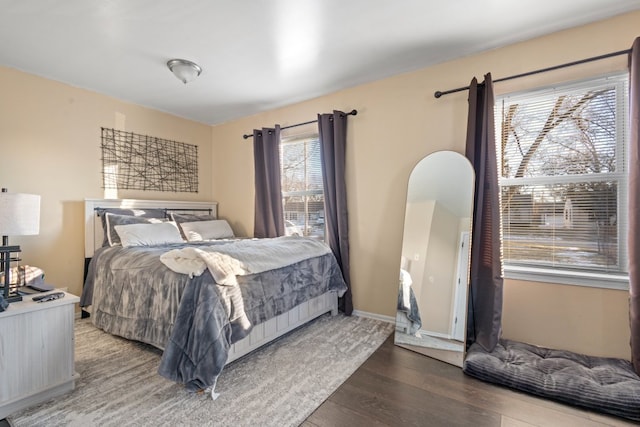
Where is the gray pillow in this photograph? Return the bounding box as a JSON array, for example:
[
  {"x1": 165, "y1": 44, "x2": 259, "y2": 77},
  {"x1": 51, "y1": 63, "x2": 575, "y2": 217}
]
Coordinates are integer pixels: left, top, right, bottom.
[
  {"x1": 98, "y1": 208, "x2": 166, "y2": 247},
  {"x1": 105, "y1": 213, "x2": 166, "y2": 246},
  {"x1": 170, "y1": 212, "x2": 216, "y2": 223},
  {"x1": 170, "y1": 212, "x2": 216, "y2": 239},
  {"x1": 464, "y1": 339, "x2": 640, "y2": 422}
]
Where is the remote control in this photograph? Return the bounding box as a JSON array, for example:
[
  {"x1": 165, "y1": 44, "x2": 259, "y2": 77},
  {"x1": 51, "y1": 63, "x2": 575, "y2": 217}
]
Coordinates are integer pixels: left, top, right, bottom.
[{"x1": 33, "y1": 292, "x2": 65, "y2": 303}]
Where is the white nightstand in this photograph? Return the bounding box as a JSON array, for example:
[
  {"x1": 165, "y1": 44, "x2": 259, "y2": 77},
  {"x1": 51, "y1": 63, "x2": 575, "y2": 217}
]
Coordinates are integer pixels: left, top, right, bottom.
[{"x1": 0, "y1": 291, "x2": 79, "y2": 419}]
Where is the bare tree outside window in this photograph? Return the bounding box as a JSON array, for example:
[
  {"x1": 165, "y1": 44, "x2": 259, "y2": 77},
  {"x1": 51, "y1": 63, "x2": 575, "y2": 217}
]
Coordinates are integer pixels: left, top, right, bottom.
[
  {"x1": 280, "y1": 136, "x2": 325, "y2": 240},
  {"x1": 497, "y1": 74, "x2": 628, "y2": 275}
]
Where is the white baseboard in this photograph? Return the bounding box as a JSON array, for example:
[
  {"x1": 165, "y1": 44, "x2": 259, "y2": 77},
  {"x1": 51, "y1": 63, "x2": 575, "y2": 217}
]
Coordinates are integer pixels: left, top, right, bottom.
[{"x1": 353, "y1": 309, "x2": 395, "y2": 324}]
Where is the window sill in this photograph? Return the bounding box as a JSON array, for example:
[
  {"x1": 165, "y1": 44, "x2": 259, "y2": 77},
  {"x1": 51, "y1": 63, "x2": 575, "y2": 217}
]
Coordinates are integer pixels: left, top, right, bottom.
[{"x1": 503, "y1": 265, "x2": 629, "y2": 290}]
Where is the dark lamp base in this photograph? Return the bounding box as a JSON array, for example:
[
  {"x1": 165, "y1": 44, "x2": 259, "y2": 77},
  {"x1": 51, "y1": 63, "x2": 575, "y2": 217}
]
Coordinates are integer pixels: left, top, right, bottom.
[{"x1": 0, "y1": 287, "x2": 22, "y2": 303}]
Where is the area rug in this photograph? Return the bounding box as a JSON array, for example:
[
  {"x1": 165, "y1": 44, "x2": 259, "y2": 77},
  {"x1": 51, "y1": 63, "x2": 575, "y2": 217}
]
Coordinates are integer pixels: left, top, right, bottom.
[{"x1": 9, "y1": 313, "x2": 393, "y2": 427}]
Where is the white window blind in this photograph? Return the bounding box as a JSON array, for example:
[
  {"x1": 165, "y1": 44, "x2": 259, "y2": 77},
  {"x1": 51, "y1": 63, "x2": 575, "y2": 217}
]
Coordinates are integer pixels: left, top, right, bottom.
[
  {"x1": 280, "y1": 135, "x2": 325, "y2": 240},
  {"x1": 496, "y1": 73, "x2": 628, "y2": 283}
]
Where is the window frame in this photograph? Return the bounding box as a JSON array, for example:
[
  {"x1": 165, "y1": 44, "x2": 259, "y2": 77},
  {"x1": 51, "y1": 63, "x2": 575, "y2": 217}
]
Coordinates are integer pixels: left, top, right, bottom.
[{"x1": 495, "y1": 72, "x2": 630, "y2": 290}]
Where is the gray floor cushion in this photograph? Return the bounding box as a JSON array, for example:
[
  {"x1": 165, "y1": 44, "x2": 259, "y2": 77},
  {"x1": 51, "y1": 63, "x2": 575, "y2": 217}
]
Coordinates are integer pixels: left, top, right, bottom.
[{"x1": 464, "y1": 339, "x2": 640, "y2": 422}]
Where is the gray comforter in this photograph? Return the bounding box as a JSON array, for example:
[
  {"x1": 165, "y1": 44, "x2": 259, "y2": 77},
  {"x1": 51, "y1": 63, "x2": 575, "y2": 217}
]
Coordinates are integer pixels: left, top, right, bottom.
[
  {"x1": 397, "y1": 285, "x2": 421, "y2": 335},
  {"x1": 81, "y1": 238, "x2": 347, "y2": 392}
]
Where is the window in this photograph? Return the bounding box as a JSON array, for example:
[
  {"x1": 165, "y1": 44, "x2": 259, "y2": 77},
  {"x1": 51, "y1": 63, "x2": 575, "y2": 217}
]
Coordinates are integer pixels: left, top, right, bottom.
[
  {"x1": 495, "y1": 73, "x2": 628, "y2": 288},
  {"x1": 280, "y1": 135, "x2": 325, "y2": 240}
]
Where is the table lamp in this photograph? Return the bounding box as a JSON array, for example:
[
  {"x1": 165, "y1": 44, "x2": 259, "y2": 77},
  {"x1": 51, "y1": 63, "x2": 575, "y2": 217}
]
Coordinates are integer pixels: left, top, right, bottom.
[{"x1": 0, "y1": 188, "x2": 41, "y2": 303}]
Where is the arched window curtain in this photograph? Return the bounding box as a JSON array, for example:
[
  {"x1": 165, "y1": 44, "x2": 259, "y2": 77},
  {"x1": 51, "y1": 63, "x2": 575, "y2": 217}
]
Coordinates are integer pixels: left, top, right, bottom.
[
  {"x1": 253, "y1": 126, "x2": 285, "y2": 238},
  {"x1": 465, "y1": 74, "x2": 504, "y2": 352},
  {"x1": 318, "y1": 111, "x2": 353, "y2": 315},
  {"x1": 628, "y1": 37, "x2": 640, "y2": 375}
]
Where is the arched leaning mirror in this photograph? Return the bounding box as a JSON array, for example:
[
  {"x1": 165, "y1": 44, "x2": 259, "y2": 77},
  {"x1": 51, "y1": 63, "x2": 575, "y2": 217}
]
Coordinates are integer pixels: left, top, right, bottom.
[{"x1": 394, "y1": 150, "x2": 474, "y2": 367}]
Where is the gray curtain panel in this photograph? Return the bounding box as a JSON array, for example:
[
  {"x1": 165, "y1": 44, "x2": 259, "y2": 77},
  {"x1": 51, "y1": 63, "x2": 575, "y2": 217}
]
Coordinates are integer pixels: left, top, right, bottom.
[
  {"x1": 629, "y1": 37, "x2": 640, "y2": 375},
  {"x1": 318, "y1": 111, "x2": 353, "y2": 315},
  {"x1": 465, "y1": 74, "x2": 504, "y2": 352},
  {"x1": 253, "y1": 126, "x2": 285, "y2": 238}
]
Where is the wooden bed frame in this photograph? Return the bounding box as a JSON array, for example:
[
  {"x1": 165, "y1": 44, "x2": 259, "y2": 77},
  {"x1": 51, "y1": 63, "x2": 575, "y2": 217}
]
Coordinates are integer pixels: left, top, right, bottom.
[{"x1": 83, "y1": 198, "x2": 338, "y2": 390}]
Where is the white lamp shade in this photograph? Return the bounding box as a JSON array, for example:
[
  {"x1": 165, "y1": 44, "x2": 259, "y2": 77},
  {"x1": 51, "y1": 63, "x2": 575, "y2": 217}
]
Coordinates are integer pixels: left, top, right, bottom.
[
  {"x1": 167, "y1": 59, "x2": 202, "y2": 84},
  {"x1": 0, "y1": 193, "x2": 41, "y2": 236}
]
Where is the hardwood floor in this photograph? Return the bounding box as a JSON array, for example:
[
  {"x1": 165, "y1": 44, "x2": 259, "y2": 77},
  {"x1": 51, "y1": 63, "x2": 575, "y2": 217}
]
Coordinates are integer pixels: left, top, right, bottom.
[{"x1": 303, "y1": 335, "x2": 637, "y2": 427}]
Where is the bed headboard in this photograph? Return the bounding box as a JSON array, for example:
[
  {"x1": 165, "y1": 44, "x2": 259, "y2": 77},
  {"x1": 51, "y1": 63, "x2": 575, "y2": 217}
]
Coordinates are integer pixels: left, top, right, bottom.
[{"x1": 84, "y1": 198, "x2": 218, "y2": 258}]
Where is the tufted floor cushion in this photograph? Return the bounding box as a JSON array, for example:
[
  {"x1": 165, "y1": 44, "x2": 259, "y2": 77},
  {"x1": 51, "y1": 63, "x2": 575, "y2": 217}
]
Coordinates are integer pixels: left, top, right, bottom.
[{"x1": 464, "y1": 339, "x2": 640, "y2": 422}]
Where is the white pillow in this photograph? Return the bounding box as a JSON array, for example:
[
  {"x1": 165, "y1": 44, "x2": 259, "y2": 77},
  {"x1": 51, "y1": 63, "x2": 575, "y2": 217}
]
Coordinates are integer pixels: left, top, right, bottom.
[
  {"x1": 114, "y1": 222, "x2": 184, "y2": 247},
  {"x1": 179, "y1": 219, "x2": 235, "y2": 241}
]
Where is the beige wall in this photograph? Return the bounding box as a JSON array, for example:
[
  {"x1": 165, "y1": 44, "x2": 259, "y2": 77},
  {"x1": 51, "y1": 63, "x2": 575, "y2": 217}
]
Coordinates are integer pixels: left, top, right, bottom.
[
  {"x1": 210, "y1": 11, "x2": 640, "y2": 359},
  {"x1": 422, "y1": 202, "x2": 459, "y2": 336},
  {"x1": 401, "y1": 200, "x2": 434, "y2": 302},
  {"x1": 0, "y1": 67, "x2": 213, "y2": 298},
  {"x1": 2, "y1": 11, "x2": 636, "y2": 360},
  {"x1": 502, "y1": 279, "x2": 631, "y2": 359}
]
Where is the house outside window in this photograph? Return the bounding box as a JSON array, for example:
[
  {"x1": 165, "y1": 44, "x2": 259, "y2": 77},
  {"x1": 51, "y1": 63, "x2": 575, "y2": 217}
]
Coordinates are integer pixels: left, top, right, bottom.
[
  {"x1": 280, "y1": 135, "x2": 325, "y2": 240},
  {"x1": 495, "y1": 73, "x2": 629, "y2": 289}
]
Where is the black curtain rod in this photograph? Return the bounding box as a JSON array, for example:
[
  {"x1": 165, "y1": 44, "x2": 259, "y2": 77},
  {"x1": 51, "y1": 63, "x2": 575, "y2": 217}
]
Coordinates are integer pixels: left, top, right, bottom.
[
  {"x1": 242, "y1": 109, "x2": 358, "y2": 139},
  {"x1": 434, "y1": 48, "x2": 631, "y2": 98}
]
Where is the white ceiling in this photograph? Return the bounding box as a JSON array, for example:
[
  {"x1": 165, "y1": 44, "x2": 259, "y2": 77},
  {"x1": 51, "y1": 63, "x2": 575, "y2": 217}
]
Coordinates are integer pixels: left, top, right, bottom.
[{"x1": 1, "y1": 1, "x2": 639, "y2": 126}]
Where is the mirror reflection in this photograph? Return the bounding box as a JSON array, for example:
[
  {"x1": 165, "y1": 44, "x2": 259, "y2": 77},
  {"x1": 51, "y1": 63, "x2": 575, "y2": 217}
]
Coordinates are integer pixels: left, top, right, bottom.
[{"x1": 394, "y1": 150, "x2": 474, "y2": 367}]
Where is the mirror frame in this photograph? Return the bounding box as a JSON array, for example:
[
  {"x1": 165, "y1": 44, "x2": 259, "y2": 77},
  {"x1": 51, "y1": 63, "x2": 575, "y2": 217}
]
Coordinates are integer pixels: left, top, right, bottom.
[{"x1": 394, "y1": 150, "x2": 475, "y2": 367}]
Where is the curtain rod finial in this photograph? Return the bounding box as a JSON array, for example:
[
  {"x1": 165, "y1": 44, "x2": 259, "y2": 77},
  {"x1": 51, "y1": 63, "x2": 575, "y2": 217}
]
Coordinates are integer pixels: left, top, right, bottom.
[{"x1": 434, "y1": 91, "x2": 443, "y2": 98}]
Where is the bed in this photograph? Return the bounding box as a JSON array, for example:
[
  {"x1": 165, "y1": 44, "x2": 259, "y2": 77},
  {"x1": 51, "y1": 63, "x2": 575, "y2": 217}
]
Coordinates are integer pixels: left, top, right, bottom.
[{"x1": 80, "y1": 198, "x2": 348, "y2": 398}]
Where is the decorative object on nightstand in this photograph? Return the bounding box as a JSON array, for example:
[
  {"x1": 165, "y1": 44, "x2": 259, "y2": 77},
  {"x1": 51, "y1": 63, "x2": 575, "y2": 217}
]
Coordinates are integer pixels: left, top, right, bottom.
[{"x1": 0, "y1": 188, "x2": 41, "y2": 304}]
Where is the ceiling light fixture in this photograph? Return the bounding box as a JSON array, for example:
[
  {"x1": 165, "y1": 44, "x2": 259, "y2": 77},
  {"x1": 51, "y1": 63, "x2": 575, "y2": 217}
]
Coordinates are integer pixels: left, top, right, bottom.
[{"x1": 167, "y1": 59, "x2": 202, "y2": 84}]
